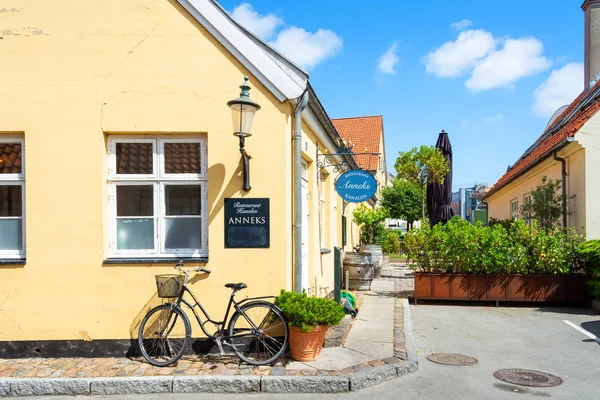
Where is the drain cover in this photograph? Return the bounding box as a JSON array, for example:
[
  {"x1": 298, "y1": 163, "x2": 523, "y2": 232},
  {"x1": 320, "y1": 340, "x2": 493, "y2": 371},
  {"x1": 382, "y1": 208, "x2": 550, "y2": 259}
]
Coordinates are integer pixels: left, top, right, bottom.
[
  {"x1": 493, "y1": 369, "x2": 563, "y2": 387},
  {"x1": 426, "y1": 353, "x2": 478, "y2": 366}
]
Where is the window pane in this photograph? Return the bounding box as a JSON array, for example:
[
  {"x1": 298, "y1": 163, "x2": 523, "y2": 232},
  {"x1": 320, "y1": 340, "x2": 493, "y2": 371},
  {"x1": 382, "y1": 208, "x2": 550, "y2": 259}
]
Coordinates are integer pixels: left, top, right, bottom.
[
  {"x1": 165, "y1": 185, "x2": 201, "y2": 216},
  {"x1": 0, "y1": 185, "x2": 22, "y2": 217},
  {"x1": 117, "y1": 186, "x2": 153, "y2": 217},
  {"x1": 0, "y1": 143, "x2": 22, "y2": 174},
  {"x1": 116, "y1": 143, "x2": 153, "y2": 174},
  {"x1": 0, "y1": 219, "x2": 22, "y2": 250},
  {"x1": 165, "y1": 218, "x2": 201, "y2": 249},
  {"x1": 164, "y1": 143, "x2": 201, "y2": 174},
  {"x1": 117, "y1": 218, "x2": 154, "y2": 249}
]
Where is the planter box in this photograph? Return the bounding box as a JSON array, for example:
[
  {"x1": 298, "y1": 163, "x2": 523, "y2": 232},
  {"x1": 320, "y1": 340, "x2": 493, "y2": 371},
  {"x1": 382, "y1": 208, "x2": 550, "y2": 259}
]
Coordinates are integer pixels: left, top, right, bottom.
[{"x1": 414, "y1": 273, "x2": 586, "y2": 305}]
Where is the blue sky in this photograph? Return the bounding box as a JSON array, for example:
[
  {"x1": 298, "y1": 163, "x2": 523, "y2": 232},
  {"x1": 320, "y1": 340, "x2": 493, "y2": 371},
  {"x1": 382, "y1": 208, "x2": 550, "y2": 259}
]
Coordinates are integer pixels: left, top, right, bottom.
[{"x1": 219, "y1": 0, "x2": 585, "y2": 190}]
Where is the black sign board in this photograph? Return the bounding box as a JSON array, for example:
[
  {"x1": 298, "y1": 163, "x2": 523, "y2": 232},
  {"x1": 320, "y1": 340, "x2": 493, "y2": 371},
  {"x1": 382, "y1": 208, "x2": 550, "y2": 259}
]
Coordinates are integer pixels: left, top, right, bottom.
[{"x1": 224, "y1": 198, "x2": 270, "y2": 248}]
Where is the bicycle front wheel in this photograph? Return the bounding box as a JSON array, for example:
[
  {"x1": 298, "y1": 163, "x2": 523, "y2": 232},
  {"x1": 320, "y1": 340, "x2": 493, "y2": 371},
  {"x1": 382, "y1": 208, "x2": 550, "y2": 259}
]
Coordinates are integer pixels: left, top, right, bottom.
[
  {"x1": 138, "y1": 304, "x2": 191, "y2": 367},
  {"x1": 227, "y1": 301, "x2": 289, "y2": 365}
]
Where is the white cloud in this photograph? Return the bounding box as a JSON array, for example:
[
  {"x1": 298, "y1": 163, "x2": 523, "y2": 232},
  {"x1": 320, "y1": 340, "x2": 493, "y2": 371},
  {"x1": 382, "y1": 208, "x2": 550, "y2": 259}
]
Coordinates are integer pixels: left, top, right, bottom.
[
  {"x1": 451, "y1": 19, "x2": 472, "y2": 31},
  {"x1": 377, "y1": 42, "x2": 400, "y2": 75},
  {"x1": 269, "y1": 27, "x2": 343, "y2": 70},
  {"x1": 483, "y1": 114, "x2": 505, "y2": 124},
  {"x1": 466, "y1": 37, "x2": 551, "y2": 91},
  {"x1": 424, "y1": 29, "x2": 496, "y2": 77},
  {"x1": 532, "y1": 63, "x2": 584, "y2": 117},
  {"x1": 231, "y1": 3, "x2": 283, "y2": 40}
]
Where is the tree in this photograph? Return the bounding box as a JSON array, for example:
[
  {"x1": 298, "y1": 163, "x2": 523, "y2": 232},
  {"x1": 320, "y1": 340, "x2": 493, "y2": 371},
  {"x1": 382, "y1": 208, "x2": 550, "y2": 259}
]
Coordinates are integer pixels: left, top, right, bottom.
[
  {"x1": 520, "y1": 176, "x2": 575, "y2": 231},
  {"x1": 352, "y1": 204, "x2": 389, "y2": 245},
  {"x1": 394, "y1": 145, "x2": 449, "y2": 221},
  {"x1": 380, "y1": 179, "x2": 421, "y2": 230}
]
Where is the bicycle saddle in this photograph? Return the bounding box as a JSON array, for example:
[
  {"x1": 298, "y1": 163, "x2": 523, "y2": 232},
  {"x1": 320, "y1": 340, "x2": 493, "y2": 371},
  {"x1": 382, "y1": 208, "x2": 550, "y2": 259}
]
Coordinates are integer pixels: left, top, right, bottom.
[{"x1": 225, "y1": 283, "x2": 247, "y2": 291}]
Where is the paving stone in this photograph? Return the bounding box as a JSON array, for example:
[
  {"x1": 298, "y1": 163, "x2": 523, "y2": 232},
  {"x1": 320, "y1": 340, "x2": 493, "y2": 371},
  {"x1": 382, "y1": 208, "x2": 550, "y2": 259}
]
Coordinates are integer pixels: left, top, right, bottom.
[
  {"x1": 270, "y1": 366, "x2": 286, "y2": 376},
  {"x1": 0, "y1": 379, "x2": 8, "y2": 397},
  {"x1": 173, "y1": 376, "x2": 259, "y2": 393},
  {"x1": 261, "y1": 376, "x2": 349, "y2": 393},
  {"x1": 348, "y1": 364, "x2": 398, "y2": 391},
  {"x1": 90, "y1": 376, "x2": 172, "y2": 395},
  {"x1": 10, "y1": 378, "x2": 92, "y2": 397}
]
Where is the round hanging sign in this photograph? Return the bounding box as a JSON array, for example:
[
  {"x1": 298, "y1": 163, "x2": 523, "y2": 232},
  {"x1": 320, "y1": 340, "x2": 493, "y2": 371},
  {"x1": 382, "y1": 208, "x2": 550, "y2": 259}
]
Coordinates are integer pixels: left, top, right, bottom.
[{"x1": 335, "y1": 170, "x2": 377, "y2": 203}]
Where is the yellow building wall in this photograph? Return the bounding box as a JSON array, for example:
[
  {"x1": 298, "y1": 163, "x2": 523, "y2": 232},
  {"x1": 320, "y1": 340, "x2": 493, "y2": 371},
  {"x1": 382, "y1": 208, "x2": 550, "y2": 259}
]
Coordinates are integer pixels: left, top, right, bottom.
[
  {"x1": 0, "y1": 0, "x2": 294, "y2": 341},
  {"x1": 485, "y1": 143, "x2": 584, "y2": 232}
]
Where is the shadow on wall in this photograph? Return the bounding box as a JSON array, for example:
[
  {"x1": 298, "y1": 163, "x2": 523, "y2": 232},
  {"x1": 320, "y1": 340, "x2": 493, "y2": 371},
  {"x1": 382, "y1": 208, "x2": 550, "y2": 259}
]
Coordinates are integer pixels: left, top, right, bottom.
[
  {"x1": 207, "y1": 160, "x2": 252, "y2": 225},
  {"x1": 127, "y1": 272, "x2": 211, "y2": 357}
]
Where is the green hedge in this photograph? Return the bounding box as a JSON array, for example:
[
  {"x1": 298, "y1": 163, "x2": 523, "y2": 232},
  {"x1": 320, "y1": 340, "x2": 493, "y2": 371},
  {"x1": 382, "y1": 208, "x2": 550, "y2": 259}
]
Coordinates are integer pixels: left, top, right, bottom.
[
  {"x1": 580, "y1": 240, "x2": 600, "y2": 300},
  {"x1": 403, "y1": 217, "x2": 583, "y2": 274}
]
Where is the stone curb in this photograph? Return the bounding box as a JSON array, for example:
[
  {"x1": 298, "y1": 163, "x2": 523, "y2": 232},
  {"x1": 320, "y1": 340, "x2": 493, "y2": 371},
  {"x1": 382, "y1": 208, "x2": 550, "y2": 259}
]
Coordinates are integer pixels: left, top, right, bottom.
[
  {"x1": 402, "y1": 298, "x2": 419, "y2": 362},
  {"x1": 173, "y1": 375, "x2": 260, "y2": 393},
  {"x1": 261, "y1": 376, "x2": 349, "y2": 393},
  {"x1": 91, "y1": 376, "x2": 172, "y2": 395}
]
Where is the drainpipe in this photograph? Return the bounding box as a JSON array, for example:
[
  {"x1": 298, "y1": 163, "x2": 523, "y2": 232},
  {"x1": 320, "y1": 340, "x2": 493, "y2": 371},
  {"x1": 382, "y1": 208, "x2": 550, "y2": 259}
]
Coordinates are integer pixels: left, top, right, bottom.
[
  {"x1": 552, "y1": 152, "x2": 568, "y2": 230},
  {"x1": 293, "y1": 90, "x2": 309, "y2": 293}
]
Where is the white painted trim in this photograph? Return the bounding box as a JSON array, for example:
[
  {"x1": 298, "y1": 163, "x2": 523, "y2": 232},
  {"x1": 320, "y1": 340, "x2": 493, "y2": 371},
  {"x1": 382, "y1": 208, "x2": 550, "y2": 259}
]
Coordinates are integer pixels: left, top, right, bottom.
[
  {"x1": 563, "y1": 320, "x2": 600, "y2": 343},
  {"x1": 177, "y1": 0, "x2": 307, "y2": 102},
  {"x1": 303, "y1": 108, "x2": 346, "y2": 167},
  {"x1": 0, "y1": 136, "x2": 25, "y2": 258}
]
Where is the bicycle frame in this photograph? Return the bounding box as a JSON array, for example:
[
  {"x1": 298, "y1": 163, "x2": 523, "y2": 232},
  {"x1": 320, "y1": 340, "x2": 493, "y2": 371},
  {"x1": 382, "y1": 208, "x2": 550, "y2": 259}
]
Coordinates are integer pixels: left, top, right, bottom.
[{"x1": 173, "y1": 285, "x2": 278, "y2": 341}]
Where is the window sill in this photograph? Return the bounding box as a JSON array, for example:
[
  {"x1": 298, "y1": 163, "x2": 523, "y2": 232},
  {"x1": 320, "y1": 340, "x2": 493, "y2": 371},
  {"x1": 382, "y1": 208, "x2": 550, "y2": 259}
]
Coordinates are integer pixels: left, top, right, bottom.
[
  {"x1": 320, "y1": 248, "x2": 332, "y2": 255},
  {"x1": 103, "y1": 257, "x2": 208, "y2": 265},
  {"x1": 0, "y1": 259, "x2": 26, "y2": 265}
]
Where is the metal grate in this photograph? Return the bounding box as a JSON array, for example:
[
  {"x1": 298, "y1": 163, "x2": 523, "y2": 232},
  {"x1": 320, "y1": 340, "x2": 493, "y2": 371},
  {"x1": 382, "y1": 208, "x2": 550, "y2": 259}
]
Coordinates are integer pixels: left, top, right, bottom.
[
  {"x1": 493, "y1": 369, "x2": 563, "y2": 387},
  {"x1": 426, "y1": 353, "x2": 478, "y2": 366}
]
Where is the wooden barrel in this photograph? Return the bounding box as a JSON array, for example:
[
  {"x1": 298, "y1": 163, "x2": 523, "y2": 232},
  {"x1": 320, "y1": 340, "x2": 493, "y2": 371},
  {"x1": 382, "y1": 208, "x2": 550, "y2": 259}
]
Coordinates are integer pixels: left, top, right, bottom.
[
  {"x1": 343, "y1": 252, "x2": 374, "y2": 290},
  {"x1": 361, "y1": 245, "x2": 383, "y2": 278}
]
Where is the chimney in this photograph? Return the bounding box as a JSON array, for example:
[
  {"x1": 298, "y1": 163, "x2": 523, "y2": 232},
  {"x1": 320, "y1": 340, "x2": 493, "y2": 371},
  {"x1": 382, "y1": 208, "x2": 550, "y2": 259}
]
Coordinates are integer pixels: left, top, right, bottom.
[{"x1": 583, "y1": 0, "x2": 600, "y2": 87}]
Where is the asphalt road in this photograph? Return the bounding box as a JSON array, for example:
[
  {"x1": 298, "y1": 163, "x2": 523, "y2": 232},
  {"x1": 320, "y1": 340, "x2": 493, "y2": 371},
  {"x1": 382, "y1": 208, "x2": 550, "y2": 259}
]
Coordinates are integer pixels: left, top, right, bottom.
[{"x1": 23, "y1": 303, "x2": 600, "y2": 400}]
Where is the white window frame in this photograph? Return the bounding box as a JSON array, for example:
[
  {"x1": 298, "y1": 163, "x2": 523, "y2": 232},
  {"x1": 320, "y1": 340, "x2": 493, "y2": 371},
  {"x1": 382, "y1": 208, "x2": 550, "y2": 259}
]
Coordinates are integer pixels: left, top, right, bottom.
[
  {"x1": 510, "y1": 198, "x2": 519, "y2": 221},
  {"x1": 523, "y1": 193, "x2": 533, "y2": 225},
  {"x1": 0, "y1": 137, "x2": 25, "y2": 259},
  {"x1": 107, "y1": 136, "x2": 207, "y2": 259}
]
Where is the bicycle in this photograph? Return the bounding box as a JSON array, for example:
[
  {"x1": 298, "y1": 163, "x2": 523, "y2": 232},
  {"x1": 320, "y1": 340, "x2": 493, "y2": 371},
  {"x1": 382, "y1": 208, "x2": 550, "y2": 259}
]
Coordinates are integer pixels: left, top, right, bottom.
[{"x1": 138, "y1": 261, "x2": 289, "y2": 367}]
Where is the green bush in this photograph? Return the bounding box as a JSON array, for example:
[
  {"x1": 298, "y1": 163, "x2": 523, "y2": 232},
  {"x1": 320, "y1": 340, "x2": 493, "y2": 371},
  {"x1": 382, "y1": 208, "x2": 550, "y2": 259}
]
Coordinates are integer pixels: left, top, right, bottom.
[
  {"x1": 275, "y1": 290, "x2": 346, "y2": 332},
  {"x1": 403, "y1": 218, "x2": 583, "y2": 275},
  {"x1": 378, "y1": 229, "x2": 400, "y2": 255},
  {"x1": 580, "y1": 240, "x2": 600, "y2": 300}
]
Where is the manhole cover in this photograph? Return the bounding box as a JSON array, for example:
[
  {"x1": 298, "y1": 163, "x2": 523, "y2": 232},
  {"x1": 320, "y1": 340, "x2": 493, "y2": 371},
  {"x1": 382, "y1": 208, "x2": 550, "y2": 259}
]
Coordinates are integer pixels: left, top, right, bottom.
[
  {"x1": 493, "y1": 369, "x2": 563, "y2": 387},
  {"x1": 426, "y1": 353, "x2": 478, "y2": 366}
]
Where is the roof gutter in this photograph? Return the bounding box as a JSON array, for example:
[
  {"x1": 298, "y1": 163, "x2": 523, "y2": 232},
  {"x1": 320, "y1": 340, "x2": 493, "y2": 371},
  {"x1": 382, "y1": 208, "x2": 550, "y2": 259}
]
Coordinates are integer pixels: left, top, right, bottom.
[
  {"x1": 293, "y1": 90, "x2": 309, "y2": 293},
  {"x1": 483, "y1": 137, "x2": 574, "y2": 200}
]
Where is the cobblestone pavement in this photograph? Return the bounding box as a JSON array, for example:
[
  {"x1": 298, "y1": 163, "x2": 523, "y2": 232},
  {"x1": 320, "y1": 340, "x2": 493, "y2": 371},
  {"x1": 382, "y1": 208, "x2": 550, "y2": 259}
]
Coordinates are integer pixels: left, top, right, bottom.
[{"x1": 0, "y1": 288, "x2": 409, "y2": 381}]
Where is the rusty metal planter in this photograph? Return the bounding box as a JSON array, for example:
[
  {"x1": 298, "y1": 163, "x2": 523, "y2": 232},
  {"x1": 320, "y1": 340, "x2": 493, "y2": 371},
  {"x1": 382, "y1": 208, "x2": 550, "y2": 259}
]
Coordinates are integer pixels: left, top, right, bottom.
[{"x1": 414, "y1": 273, "x2": 586, "y2": 304}]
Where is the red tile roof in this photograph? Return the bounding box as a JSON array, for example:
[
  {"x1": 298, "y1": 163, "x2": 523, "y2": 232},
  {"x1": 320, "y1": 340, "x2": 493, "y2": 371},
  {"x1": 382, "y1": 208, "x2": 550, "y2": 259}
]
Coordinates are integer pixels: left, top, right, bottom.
[
  {"x1": 331, "y1": 116, "x2": 383, "y2": 171},
  {"x1": 484, "y1": 81, "x2": 600, "y2": 199}
]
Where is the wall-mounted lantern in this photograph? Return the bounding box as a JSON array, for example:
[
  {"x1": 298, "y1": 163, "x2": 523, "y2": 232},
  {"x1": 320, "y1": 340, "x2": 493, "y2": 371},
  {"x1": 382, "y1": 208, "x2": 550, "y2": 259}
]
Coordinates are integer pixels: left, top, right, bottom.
[{"x1": 227, "y1": 76, "x2": 261, "y2": 191}]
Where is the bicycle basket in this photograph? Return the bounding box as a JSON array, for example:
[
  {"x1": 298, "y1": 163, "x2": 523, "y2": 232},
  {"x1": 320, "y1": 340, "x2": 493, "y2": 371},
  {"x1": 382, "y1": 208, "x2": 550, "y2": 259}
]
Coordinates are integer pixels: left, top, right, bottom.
[{"x1": 155, "y1": 275, "x2": 184, "y2": 298}]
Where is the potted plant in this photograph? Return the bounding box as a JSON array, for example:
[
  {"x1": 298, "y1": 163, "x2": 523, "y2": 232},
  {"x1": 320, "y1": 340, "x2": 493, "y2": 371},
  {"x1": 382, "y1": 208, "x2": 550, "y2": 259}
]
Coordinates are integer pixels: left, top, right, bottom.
[
  {"x1": 275, "y1": 290, "x2": 345, "y2": 361},
  {"x1": 404, "y1": 218, "x2": 587, "y2": 304},
  {"x1": 353, "y1": 204, "x2": 389, "y2": 277}
]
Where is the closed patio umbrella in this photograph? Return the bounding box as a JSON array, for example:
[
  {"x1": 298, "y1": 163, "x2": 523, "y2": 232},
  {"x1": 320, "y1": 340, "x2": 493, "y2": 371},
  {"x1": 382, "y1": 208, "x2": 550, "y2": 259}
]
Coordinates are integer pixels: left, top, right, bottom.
[{"x1": 427, "y1": 130, "x2": 453, "y2": 227}]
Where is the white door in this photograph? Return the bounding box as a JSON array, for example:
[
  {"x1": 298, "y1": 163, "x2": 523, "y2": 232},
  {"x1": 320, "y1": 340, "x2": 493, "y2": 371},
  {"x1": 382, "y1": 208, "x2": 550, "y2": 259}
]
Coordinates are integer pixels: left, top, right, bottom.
[{"x1": 301, "y1": 162, "x2": 310, "y2": 292}]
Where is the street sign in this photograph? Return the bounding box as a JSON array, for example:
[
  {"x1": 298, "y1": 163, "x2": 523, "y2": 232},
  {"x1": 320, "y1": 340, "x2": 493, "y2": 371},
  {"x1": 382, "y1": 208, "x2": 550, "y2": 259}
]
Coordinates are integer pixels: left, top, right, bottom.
[{"x1": 335, "y1": 170, "x2": 377, "y2": 203}]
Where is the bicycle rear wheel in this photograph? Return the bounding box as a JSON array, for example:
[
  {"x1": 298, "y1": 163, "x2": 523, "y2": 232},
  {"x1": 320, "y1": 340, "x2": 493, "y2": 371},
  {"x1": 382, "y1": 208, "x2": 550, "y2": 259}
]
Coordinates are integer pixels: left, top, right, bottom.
[
  {"x1": 227, "y1": 301, "x2": 289, "y2": 365},
  {"x1": 138, "y1": 304, "x2": 191, "y2": 367}
]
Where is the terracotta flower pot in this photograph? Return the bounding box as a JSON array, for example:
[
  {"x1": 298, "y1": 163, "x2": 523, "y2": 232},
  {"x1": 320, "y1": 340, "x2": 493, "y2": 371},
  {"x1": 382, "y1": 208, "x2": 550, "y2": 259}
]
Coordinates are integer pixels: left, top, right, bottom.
[{"x1": 289, "y1": 325, "x2": 329, "y2": 361}]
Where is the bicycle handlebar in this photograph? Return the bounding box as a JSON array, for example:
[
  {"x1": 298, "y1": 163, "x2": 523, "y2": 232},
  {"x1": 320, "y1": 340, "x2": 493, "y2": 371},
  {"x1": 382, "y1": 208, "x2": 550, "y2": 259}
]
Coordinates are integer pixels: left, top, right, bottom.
[{"x1": 174, "y1": 261, "x2": 211, "y2": 275}]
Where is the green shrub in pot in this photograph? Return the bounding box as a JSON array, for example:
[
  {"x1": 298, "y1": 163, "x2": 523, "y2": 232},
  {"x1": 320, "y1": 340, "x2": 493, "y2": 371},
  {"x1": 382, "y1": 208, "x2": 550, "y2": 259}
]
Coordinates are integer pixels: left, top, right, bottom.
[{"x1": 275, "y1": 290, "x2": 345, "y2": 332}]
